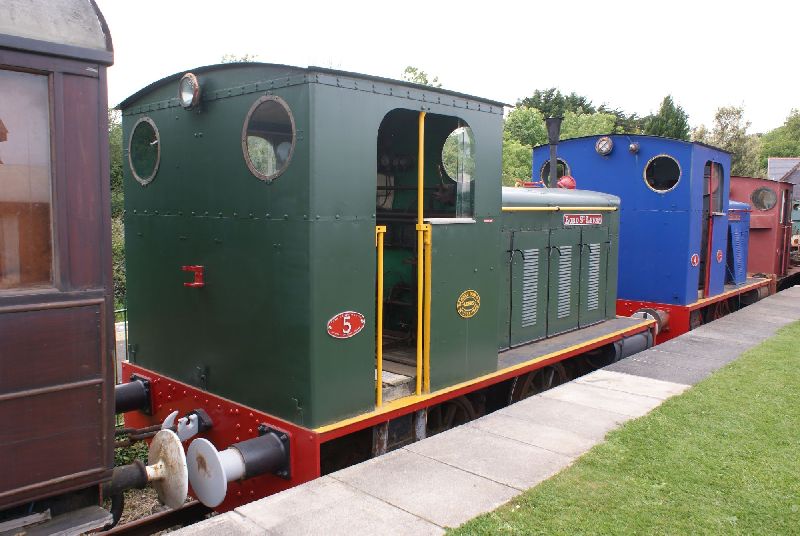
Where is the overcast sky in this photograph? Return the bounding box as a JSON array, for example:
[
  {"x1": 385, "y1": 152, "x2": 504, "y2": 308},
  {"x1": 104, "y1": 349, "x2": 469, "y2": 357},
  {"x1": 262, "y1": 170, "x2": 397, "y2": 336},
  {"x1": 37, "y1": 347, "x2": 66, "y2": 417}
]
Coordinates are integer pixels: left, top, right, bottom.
[{"x1": 96, "y1": 0, "x2": 797, "y2": 133}]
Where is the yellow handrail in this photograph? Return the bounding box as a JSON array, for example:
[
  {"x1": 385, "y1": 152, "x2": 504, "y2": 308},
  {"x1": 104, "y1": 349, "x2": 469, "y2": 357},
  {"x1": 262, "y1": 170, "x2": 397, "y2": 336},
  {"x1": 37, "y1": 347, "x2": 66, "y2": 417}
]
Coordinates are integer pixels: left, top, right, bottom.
[
  {"x1": 415, "y1": 111, "x2": 426, "y2": 396},
  {"x1": 501, "y1": 206, "x2": 618, "y2": 212},
  {"x1": 375, "y1": 225, "x2": 386, "y2": 407},
  {"x1": 422, "y1": 224, "x2": 432, "y2": 393},
  {"x1": 418, "y1": 112, "x2": 426, "y2": 225}
]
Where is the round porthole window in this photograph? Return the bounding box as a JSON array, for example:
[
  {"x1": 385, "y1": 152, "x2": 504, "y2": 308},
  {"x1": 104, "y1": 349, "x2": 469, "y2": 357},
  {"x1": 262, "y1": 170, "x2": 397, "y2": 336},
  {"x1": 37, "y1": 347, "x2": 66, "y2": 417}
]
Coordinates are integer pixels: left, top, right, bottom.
[
  {"x1": 644, "y1": 155, "x2": 681, "y2": 192},
  {"x1": 242, "y1": 96, "x2": 295, "y2": 181},
  {"x1": 751, "y1": 187, "x2": 777, "y2": 211},
  {"x1": 540, "y1": 158, "x2": 570, "y2": 181},
  {"x1": 441, "y1": 125, "x2": 475, "y2": 182},
  {"x1": 129, "y1": 117, "x2": 160, "y2": 186}
]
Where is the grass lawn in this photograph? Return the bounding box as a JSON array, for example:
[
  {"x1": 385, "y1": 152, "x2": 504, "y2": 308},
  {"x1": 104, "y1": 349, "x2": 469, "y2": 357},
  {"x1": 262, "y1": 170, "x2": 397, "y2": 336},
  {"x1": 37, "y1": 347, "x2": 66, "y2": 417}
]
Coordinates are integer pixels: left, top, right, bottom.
[{"x1": 452, "y1": 321, "x2": 800, "y2": 535}]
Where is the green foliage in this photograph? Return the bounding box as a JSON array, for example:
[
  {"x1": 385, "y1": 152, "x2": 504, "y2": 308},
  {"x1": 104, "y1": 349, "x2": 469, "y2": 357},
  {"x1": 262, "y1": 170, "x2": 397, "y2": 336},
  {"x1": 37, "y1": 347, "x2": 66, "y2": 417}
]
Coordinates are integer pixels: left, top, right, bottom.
[
  {"x1": 502, "y1": 134, "x2": 533, "y2": 186},
  {"x1": 108, "y1": 110, "x2": 126, "y2": 309},
  {"x1": 517, "y1": 88, "x2": 596, "y2": 117},
  {"x1": 109, "y1": 110, "x2": 124, "y2": 218},
  {"x1": 761, "y1": 109, "x2": 800, "y2": 168},
  {"x1": 402, "y1": 66, "x2": 442, "y2": 88},
  {"x1": 453, "y1": 321, "x2": 800, "y2": 535},
  {"x1": 505, "y1": 106, "x2": 616, "y2": 148},
  {"x1": 114, "y1": 441, "x2": 148, "y2": 466},
  {"x1": 560, "y1": 110, "x2": 617, "y2": 140},
  {"x1": 598, "y1": 105, "x2": 645, "y2": 134},
  {"x1": 643, "y1": 95, "x2": 690, "y2": 141},
  {"x1": 246, "y1": 136, "x2": 278, "y2": 175},
  {"x1": 504, "y1": 107, "x2": 547, "y2": 147},
  {"x1": 111, "y1": 217, "x2": 126, "y2": 310},
  {"x1": 693, "y1": 106, "x2": 765, "y2": 177},
  {"x1": 501, "y1": 106, "x2": 616, "y2": 186},
  {"x1": 441, "y1": 127, "x2": 476, "y2": 180},
  {"x1": 220, "y1": 53, "x2": 259, "y2": 63}
]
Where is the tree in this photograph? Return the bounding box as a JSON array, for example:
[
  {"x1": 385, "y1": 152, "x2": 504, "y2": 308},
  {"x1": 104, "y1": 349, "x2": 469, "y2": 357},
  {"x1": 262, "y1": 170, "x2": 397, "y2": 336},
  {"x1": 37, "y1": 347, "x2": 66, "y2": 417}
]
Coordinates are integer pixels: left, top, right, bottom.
[
  {"x1": 442, "y1": 127, "x2": 476, "y2": 180},
  {"x1": 108, "y1": 109, "x2": 126, "y2": 308},
  {"x1": 693, "y1": 106, "x2": 764, "y2": 177},
  {"x1": 504, "y1": 106, "x2": 547, "y2": 147},
  {"x1": 643, "y1": 95, "x2": 690, "y2": 140},
  {"x1": 560, "y1": 110, "x2": 617, "y2": 140},
  {"x1": 220, "y1": 53, "x2": 259, "y2": 63},
  {"x1": 109, "y1": 109, "x2": 124, "y2": 218},
  {"x1": 502, "y1": 133, "x2": 533, "y2": 186},
  {"x1": 517, "y1": 88, "x2": 596, "y2": 117},
  {"x1": 501, "y1": 106, "x2": 617, "y2": 187},
  {"x1": 760, "y1": 109, "x2": 800, "y2": 168},
  {"x1": 402, "y1": 66, "x2": 441, "y2": 87},
  {"x1": 598, "y1": 105, "x2": 645, "y2": 134}
]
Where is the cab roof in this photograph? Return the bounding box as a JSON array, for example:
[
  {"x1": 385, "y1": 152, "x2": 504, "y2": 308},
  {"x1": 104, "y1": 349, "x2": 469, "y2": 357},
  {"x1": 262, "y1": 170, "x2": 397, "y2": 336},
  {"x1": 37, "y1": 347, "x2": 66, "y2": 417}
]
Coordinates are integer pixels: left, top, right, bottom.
[{"x1": 118, "y1": 62, "x2": 507, "y2": 110}]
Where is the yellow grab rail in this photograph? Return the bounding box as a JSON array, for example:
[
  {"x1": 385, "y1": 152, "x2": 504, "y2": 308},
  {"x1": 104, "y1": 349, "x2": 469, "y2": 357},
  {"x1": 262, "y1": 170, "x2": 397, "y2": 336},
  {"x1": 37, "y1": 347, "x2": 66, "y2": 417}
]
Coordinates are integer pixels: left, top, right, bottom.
[
  {"x1": 422, "y1": 224, "x2": 432, "y2": 393},
  {"x1": 417, "y1": 112, "x2": 426, "y2": 225},
  {"x1": 501, "y1": 206, "x2": 618, "y2": 212},
  {"x1": 375, "y1": 225, "x2": 387, "y2": 407},
  {"x1": 415, "y1": 111, "x2": 426, "y2": 396}
]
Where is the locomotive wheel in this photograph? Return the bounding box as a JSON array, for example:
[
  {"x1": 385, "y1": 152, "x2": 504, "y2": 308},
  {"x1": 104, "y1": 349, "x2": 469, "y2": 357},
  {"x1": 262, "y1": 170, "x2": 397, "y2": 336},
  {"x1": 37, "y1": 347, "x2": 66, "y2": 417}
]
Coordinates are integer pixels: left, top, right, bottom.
[
  {"x1": 509, "y1": 363, "x2": 568, "y2": 403},
  {"x1": 689, "y1": 310, "x2": 703, "y2": 329},
  {"x1": 426, "y1": 396, "x2": 477, "y2": 436},
  {"x1": 713, "y1": 299, "x2": 731, "y2": 320}
]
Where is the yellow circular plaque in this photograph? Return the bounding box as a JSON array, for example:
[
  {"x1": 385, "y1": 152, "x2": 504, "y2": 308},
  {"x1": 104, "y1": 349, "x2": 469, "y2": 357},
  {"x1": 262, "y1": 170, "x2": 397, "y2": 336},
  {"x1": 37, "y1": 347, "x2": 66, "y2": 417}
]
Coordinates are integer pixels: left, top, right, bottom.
[{"x1": 456, "y1": 289, "x2": 481, "y2": 318}]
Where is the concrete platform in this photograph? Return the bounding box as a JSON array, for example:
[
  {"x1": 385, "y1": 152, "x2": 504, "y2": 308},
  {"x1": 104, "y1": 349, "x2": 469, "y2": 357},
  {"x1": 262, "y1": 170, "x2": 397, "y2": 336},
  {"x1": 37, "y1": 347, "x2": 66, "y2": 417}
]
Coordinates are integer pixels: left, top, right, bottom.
[{"x1": 166, "y1": 287, "x2": 800, "y2": 536}]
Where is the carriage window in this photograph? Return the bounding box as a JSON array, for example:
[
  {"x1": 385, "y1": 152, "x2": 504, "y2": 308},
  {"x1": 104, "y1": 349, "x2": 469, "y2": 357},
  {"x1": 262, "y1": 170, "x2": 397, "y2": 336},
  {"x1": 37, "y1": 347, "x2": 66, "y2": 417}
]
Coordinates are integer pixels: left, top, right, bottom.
[
  {"x1": 129, "y1": 117, "x2": 160, "y2": 185},
  {"x1": 751, "y1": 187, "x2": 777, "y2": 211},
  {"x1": 644, "y1": 155, "x2": 681, "y2": 192},
  {"x1": 0, "y1": 70, "x2": 53, "y2": 290},
  {"x1": 243, "y1": 96, "x2": 295, "y2": 181},
  {"x1": 540, "y1": 158, "x2": 570, "y2": 181}
]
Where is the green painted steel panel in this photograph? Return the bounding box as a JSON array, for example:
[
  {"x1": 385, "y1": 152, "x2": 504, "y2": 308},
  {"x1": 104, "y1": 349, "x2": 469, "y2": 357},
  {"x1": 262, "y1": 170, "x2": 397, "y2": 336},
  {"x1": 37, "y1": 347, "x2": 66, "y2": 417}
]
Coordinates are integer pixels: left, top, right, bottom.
[
  {"x1": 125, "y1": 216, "x2": 312, "y2": 424},
  {"x1": 307, "y1": 221, "x2": 376, "y2": 425},
  {"x1": 428, "y1": 223, "x2": 499, "y2": 391},
  {"x1": 497, "y1": 230, "x2": 512, "y2": 350},
  {"x1": 509, "y1": 231, "x2": 549, "y2": 346},
  {"x1": 546, "y1": 228, "x2": 582, "y2": 336},
  {"x1": 578, "y1": 227, "x2": 611, "y2": 327}
]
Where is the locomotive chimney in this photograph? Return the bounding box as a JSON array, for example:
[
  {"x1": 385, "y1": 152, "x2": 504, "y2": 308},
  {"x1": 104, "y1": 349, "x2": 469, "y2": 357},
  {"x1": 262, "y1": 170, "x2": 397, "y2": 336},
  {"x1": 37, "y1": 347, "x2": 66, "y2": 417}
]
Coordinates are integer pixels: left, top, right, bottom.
[{"x1": 545, "y1": 117, "x2": 563, "y2": 188}]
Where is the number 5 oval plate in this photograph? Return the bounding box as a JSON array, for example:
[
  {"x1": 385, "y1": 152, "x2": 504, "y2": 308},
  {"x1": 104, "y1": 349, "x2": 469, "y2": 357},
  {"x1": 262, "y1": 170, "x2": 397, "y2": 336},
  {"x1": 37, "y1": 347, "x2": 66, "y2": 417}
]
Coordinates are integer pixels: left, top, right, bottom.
[{"x1": 327, "y1": 311, "x2": 366, "y2": 339}]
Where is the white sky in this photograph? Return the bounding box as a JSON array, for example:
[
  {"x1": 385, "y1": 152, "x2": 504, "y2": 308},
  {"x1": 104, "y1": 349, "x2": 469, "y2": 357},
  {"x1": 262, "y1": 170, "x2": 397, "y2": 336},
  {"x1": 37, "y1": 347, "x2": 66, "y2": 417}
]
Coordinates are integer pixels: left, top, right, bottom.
[{"x1": 96, "y1": 0, "x2": 797, "y2": 133}]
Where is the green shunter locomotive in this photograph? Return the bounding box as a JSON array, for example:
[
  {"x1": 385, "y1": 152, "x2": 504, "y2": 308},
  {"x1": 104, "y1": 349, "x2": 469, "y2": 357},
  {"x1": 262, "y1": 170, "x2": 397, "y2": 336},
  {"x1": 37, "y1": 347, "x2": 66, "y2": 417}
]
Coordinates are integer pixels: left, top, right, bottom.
[{"x1": 119, "y1": 63, "x2": 653, "y2": 510}]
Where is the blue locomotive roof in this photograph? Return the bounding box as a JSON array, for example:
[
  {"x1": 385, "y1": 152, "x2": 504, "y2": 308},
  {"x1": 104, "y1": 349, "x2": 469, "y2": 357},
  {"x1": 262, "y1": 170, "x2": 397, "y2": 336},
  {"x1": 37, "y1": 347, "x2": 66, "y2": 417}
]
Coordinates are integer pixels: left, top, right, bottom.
[{"x1": 532, "y1": 133, "x2": 730, "y2": 155}]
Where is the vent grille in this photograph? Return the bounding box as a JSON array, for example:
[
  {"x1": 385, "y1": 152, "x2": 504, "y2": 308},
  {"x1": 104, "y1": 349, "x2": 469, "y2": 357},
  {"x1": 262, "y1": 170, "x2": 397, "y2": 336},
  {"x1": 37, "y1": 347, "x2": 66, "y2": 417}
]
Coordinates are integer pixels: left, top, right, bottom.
[
  {"x1": 731, "y1": 229, "x2": 745, "y2": 278},
  {"x1": 521, "y1": 248, "x2": 539, "y2": 327},
  {"x1": 587, "y1": 243, "x2": 601, "y2": 311},
  {"x1": 557, "y1": 246, "x2": 572, "y2": 319}
]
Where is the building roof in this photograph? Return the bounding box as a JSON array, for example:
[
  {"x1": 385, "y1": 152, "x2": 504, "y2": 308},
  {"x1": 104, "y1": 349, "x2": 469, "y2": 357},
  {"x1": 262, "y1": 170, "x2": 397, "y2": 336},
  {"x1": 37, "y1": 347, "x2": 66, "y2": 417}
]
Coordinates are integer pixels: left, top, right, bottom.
[{"x1": 767, "y1": 157, "x2": 800, "y2": 184}]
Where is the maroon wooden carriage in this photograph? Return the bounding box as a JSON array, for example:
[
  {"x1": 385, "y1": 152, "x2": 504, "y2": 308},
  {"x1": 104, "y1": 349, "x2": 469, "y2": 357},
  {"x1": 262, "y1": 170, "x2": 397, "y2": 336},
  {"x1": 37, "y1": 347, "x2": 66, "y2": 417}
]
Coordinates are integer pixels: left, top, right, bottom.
[{"x1": 0, "y1": 0, "x2": 115, "y2": 519}]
